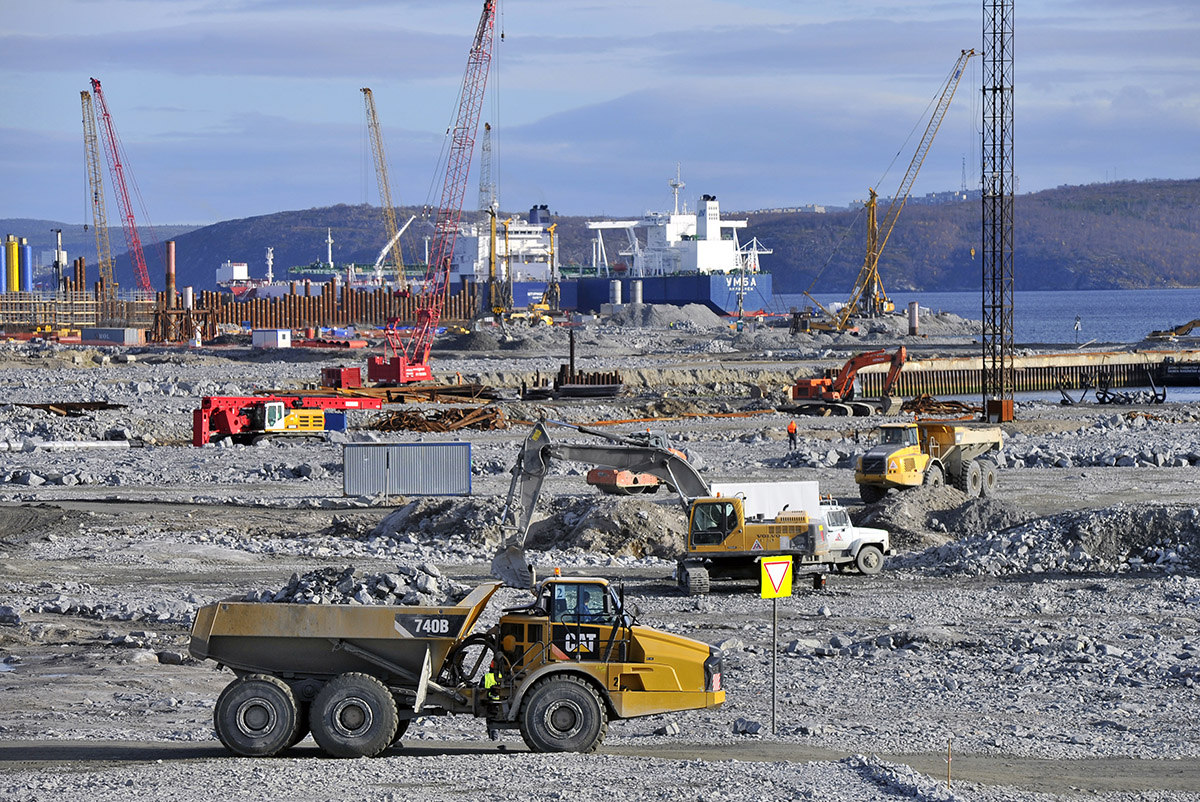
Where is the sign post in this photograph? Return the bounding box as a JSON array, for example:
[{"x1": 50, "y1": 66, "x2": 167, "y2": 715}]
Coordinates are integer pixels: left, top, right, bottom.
[{"x1": 759, "y1": 556, "x2": 793, "y2": 735}]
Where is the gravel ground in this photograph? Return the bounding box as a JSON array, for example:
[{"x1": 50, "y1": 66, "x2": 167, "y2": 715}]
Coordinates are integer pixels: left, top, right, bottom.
[{"x1": 2, "y1": 312, "x2": 1200, "y2": 800}]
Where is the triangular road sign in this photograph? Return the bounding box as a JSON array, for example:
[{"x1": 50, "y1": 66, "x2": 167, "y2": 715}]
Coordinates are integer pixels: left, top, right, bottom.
[{"x1": 760, "y1": 558, "x2": 793, "y2": 599}]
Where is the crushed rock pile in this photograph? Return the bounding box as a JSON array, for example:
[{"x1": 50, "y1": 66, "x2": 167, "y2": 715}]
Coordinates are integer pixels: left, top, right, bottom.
[
  {"x1": 246, "y1": 564, "x2": 474, "y2": 607},
  {"x1": 915, "y1": 502, "x2": 1200, "y2": 576},
  {"x1": 524, "y1": 496, "x2": 687, "y2": 559},
  {"x1": 606, "y1": 303, "x2": 725, "y2": 330},
  {"x1": 374, "y1": 497, "x2": 506, "y2": 546},
  {"x1": 854, "y1": 486, "x2": 1033, "y2": 550}
]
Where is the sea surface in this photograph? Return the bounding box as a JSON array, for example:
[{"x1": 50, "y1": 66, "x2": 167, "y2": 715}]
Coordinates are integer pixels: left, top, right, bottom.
[{"x1": 774, "y1": 288, "x2": 1200, "y2": 345}]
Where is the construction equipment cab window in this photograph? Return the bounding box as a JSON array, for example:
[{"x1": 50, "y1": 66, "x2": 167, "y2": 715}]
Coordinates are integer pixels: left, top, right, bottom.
[
  {"x1": 547, "y1": 582, "x2": 616, "y2": 625},
  {"x1": 881, "y1": 427, "x2": 918, "y2": 447},
  {"x1": 691, "y1": 501, "x2": 736, "y2": 547}
]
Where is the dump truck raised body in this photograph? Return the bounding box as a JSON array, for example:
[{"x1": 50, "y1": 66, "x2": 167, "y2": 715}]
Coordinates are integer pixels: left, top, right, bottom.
[{"x1": 190, "y1": 578, "x2": 723, "y2": 759}]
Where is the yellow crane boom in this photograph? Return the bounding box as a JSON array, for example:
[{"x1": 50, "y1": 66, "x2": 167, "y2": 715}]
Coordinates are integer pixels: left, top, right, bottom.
[
  {"x1": 838, "y1": 48, "x2": 977, "y2": 327},
  {"x1": 80, "y1": 90, "x2": 115, "y2": 296},
  {"x1": 361, "y1": 87, "x2": 406, "y2": 288}
]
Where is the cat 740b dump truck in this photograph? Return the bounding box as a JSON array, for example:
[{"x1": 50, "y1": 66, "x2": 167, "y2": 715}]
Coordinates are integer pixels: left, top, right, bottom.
[
  {"x1": 189, "y1": 577, "x2": 723, "y2": 758},
  {"x1": 855, "y1": 421, "x2": 1004, "y2": 503}
]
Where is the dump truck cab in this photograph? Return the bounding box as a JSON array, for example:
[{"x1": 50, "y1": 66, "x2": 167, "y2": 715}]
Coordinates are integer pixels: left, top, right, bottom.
[{"x1": 490, "y1": 576, "x2": 724, "y2": 740}]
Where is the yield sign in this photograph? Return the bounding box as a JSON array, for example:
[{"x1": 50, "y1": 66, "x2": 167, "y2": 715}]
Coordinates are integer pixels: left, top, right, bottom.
[{"x1": 760, "y1": 558, "x2": 793, "y2": 599}]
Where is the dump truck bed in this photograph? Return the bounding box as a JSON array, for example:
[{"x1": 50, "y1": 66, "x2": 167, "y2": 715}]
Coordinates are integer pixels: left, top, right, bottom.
[{"x1": 189, "y1": 582, "x2": 501, "y2": 680}]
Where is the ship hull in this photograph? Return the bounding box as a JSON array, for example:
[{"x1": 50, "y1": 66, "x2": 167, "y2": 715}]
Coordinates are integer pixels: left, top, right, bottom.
[{"x1": 509, "y1": 272, "x2": 773, "y2": 315}]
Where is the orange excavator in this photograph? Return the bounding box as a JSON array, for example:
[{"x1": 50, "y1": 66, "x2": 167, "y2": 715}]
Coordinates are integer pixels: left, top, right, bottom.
[{"x1": 788, "y1": 347, "x2": 906, "y2": 417}]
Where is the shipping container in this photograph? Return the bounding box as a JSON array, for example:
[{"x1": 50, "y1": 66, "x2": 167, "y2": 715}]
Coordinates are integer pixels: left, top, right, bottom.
[
  {"x1": 343, "y1": 442, "x2": 472, "y2": 497},
  {"x1": 80, "y1": 327, "x2": 146, "y2": 346}
]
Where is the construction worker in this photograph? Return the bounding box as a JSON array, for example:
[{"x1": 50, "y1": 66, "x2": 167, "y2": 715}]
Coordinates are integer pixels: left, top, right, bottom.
[
  {"x1": 484, "y1": 659, "x2": 502, "y2": 741},
  {"x1": 787, "y1": 419, "x2": 798, "y2": 451}
]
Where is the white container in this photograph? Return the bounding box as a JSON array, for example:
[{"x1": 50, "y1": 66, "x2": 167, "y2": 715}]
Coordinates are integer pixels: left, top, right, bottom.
[{"x1": 251, "y1": 329, "x2": 291, "y2": 349}]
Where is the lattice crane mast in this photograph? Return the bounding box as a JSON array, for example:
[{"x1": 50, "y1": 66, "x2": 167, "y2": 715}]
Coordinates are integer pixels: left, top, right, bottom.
[
  {"x1": 89, "y1": 78, "x2": 155, "y2": 294},
  {"x1": 361, "y1": 87, "x2": 407, "y2": 289},
  {"x1": 369, "y1": 0, "x2": 496, "y2": 384},
  {"x1": 80, "y1": 90, "x2": 115, "y2": 296},
  {"x1": 838, "y1": 49, "x2": 976, "y2": 327}
]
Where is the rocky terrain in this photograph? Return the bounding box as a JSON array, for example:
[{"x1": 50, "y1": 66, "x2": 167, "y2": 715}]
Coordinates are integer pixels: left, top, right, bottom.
[{"x1": 1, "y1": 308, "x2": 1199, "y2": 800}]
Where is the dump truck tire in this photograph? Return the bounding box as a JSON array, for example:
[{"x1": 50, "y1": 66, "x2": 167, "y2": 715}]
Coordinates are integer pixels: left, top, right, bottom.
[
  {"x1": 519, "y1": 675, "x2": 608, "y2": 753},
  {"x1": 287, "y1": 703, "x2": 309, "y2": 748},
  {"x1": 923, "y1": 463, "x2": 944, "y2": 488},
  {"x1": 855, "y1": 545, "x2": 884, "y2": 575},
  {"x1": 310, "y1": 672, "x2": 398, "y2": 758},
  {"x1": 214, "y1": 674, "x2": 300, "y2": 757},
  {"x1": 858, "y1": 483, "x2": 887, "y2": 504},
  {"x1": 960, "y1": 460, "x2": 983, "y2": 498},
  {"x1": 980, "y1": 460, "x2": 998, "y2": 497}
]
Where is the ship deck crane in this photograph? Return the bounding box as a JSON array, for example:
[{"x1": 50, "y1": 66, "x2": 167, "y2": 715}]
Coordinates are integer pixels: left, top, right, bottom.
[
  {"x1": 810, "y1": 49, "x2": 976, "y2": 330},
  {"x1": 368, "y1": 0, "x2": 496, "y2": 385},
  {"x1": 80, "y1": 90, "x2": 115, "y2": 296},
  {"x1": 89, "y1": 78, "x2": 155, "y2": 294},
  {"x1": 361, "y1": 87, "x2": 407, "y2": 288}
]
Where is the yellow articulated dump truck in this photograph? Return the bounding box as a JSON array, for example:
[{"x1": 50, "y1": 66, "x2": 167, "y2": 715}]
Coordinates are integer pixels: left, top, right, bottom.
[
  {"x1": 855, "y1": 421, "x2": 1004, "y2": 503},
  {"x1": 189, "y1": 576, "x2": 723, "y2": 758}
]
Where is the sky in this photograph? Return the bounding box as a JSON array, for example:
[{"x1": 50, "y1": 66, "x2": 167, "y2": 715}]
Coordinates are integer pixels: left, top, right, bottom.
[{"x1": 2, "y1": 0, "x2": 1198, "y2": 226}]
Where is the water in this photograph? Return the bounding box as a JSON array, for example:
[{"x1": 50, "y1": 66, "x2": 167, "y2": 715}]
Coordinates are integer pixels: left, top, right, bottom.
[{"x1": 774, "y1": 288, "x2": 1200, "y2": 345}]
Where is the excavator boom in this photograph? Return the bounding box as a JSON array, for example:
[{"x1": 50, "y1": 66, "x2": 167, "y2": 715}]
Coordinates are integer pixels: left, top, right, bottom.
[{"x1": 491, "y1": 421, "x2": 710, "y2": 588}]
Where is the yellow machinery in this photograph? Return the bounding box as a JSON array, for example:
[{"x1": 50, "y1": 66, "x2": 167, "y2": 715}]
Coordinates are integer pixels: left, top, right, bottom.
[
  {"x1": 254, "y1": 401, "x2": 325, "y2": 436},
  {"x1": 804, "y1": 49, "x2": 976, "y2": 330},
  {"x1": 493, "y1": 422, "x2": 892, "y2": 595},
  {"x1": 855, "y1": 421, "x2": 1003, "y2": 503},
  {"x1": 190, "y1": 576, "x2": 723, "y2": 758},
  {"x1": 361, "y1": 87, "x2": 407, "y2": 289}
]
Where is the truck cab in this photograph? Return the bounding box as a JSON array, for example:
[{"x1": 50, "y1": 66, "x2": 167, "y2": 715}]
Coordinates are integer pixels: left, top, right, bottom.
[{"x1": 492, "y1": 577, "x2": 724, "y2": 738}]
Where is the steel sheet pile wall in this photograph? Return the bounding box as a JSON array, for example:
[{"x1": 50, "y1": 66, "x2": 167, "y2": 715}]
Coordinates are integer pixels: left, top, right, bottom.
[
  {"x1": 344, "y1": 442, "x2": 472, "y2": 497},
  {"x1": 857, "y1": 350, "x2": 1200, "y2": 397},
  {"x1": 196, "y1": 282, "x2": 478, "y2": 330}
]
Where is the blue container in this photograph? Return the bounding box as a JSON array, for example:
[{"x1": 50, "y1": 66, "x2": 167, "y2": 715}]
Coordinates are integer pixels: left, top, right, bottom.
[
  {"x1": 324, "y1": 411, "x2": 347, "y2": 432},
  {"x1": 0, "y1": 248, "x2": 6, "y2": 294},
  {"x1": 20, "y1": 244, "x2": 32, "y2": 292}
]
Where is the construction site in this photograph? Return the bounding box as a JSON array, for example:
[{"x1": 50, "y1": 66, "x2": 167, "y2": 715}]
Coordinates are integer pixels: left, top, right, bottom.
[{"x1": 4, "y1": 1, "x2": 1200, "y2": 801}]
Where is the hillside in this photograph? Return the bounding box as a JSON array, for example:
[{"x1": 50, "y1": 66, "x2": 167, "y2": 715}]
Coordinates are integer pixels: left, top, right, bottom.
[
  {"x1": 748, "y1": 178, "x2": 1200, "y2": 293},
  {"x1": 5, "y1": 178, "x2": 1199, "y2": 293}
]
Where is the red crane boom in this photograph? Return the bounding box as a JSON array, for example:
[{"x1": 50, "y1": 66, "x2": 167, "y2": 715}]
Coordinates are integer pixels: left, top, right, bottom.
[
  {"x1": 89, "y1": 78, "x2": 154, "y2": 294},
  {"x1": 369, "y1": 0, "x2": 496, "y2": 384}
]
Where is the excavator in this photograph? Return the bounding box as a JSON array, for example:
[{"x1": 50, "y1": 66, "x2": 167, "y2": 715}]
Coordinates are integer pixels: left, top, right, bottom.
[
  {"x1": 491, "y1": 422, "x2": 891, "y2": 594},
  {"x1": 787, "y1": 347, "x2": 907, "y2": 416}
]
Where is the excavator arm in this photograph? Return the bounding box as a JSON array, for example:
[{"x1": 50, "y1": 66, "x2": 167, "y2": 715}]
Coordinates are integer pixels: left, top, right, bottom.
[
  {"x1": 491, "y1": 421, "x2": 711, "y2": 588},
  {"x1": 830, "y1": 347, "x2": 907, "y2": 400}
]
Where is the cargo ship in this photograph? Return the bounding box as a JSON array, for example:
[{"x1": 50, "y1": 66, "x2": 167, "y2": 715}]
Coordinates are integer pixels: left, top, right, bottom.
[{"x1": 447, "y1": 175, "x2": 773, "y2": 315}]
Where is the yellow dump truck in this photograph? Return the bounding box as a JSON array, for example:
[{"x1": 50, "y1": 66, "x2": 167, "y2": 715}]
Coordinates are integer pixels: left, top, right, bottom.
[
  {"x1": 855, "y1": 421, "x2": 1004, "y2": 503},
  {"x1": 189, "y1": 577, "x2": 724, "y2": 758}
]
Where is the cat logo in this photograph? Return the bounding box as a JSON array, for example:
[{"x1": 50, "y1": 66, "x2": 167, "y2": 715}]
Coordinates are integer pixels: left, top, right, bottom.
[{"x1": 564, "y1": 631, "x2": 598, "y2": 653}]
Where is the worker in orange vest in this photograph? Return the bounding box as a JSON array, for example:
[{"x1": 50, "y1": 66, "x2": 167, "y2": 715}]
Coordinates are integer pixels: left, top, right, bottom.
[{"x1": 787, "y1": 419, "x2": 798, "y2": 450}]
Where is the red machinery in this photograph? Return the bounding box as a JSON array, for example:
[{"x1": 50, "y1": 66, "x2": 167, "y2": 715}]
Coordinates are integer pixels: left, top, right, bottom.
[
  {"x1": 192, "y1": 395, "x2": 382, "y2": 446},
  {"x1": 790, "y1": 347, "x2": 907, "y2": 416},
  {"x1": 368, "y1": 0, "x2": 496, "y2": 385},
  {"x1": 89, "y1": 78, "x2": 155, "y2": 294}
]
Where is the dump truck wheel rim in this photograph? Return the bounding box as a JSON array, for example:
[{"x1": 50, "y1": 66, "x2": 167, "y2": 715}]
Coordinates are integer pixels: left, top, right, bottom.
[
  {"x1": 544, "y1": 700, "x2": 584, "y2": 739},
  {"x1": 331, "y1": 698, "x2": 373, "y2": 737},
  {"x1": 236, "y1": 699, "x2": 277, "y2": 737}
]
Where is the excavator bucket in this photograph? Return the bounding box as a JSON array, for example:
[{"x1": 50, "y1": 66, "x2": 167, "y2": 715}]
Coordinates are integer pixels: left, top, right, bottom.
[{"x1": 490, "y1": 546, "x2": 533, "y2": 590}]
